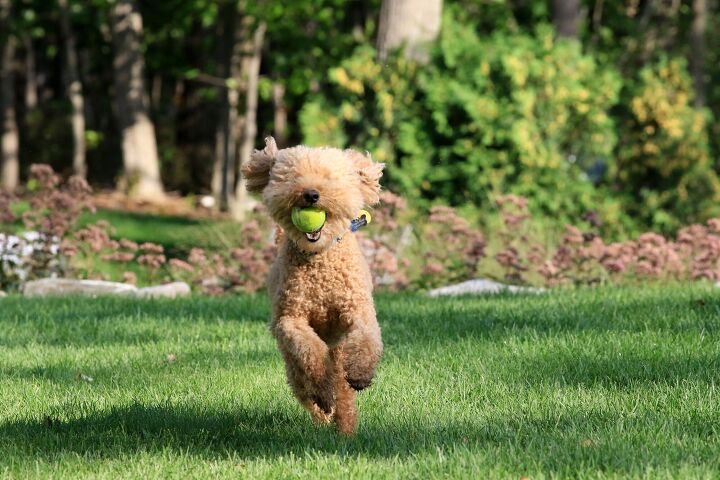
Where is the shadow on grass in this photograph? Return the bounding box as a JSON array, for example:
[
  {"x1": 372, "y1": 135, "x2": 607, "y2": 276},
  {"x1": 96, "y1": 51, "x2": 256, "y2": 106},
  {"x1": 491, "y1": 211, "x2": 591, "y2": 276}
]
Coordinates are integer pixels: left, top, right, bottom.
[
  {"x1": 0, "y1": 347, "x2": 277, "y2": 385},
  {"x1": 3, "y1": 289, "x2": 720, "y2": 350},
  {"x1": 380, "y1": 289, "x2": 720, "y2": 347},
  {"x1": 499, "y1": 347, "x2": 720, "y2": 387},
  {"x1": 1, "y1": 402, "x2": 718, "y2": 473},
  {"x1": 0, "y1": 295, "x2": 271, "y2": 348}
]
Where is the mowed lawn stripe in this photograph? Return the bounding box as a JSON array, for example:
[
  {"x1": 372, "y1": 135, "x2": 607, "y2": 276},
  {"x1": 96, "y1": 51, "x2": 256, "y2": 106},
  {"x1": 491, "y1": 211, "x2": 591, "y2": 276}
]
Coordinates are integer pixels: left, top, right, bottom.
[{"x1": 1, "y1": 286, "x2": 719, "y2": 478}]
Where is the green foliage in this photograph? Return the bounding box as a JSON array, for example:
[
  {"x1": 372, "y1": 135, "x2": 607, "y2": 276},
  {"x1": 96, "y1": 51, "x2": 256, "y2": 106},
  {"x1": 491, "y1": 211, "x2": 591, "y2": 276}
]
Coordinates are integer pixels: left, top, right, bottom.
[
  {"x1": 301, "y1": 15, "x2": 624, "y2": 228},
  {"x1": 8, "y1": 0, "x2": 720, "y2": 239},
  {"x1": 613, "y1": 57, "x2": 720, "y2": 232}
]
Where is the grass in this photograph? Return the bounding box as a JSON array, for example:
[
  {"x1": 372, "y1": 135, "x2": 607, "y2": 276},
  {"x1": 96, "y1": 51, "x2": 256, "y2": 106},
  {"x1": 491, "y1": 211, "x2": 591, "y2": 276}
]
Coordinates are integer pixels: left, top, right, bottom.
[
  {"x1": 1, "y1": 286, "x2": 720, "y2": 478},
  {"x1": 79, "y1": 209, "x2": 243, "y2": 256}
]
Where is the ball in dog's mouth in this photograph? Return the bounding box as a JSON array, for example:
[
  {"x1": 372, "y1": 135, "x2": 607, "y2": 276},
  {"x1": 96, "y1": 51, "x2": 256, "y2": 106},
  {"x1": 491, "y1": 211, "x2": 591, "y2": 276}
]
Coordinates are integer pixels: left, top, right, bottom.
[{"x1": 291, "y1": 206, "x2": 326, "y2": 243}]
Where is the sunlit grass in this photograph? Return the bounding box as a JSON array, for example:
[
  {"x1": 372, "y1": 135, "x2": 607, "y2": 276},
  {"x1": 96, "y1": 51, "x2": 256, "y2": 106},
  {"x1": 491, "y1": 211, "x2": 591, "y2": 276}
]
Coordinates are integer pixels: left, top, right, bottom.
[{"x1": 1, "y1": 286, "x2": 720, "y2": 478}]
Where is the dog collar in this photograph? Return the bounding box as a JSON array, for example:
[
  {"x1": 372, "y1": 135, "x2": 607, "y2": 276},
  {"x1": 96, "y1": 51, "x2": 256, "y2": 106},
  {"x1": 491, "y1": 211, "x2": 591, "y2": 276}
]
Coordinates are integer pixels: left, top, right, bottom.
[{"x1": 350, "y1": 209, "x2": 372, "y2": 232}]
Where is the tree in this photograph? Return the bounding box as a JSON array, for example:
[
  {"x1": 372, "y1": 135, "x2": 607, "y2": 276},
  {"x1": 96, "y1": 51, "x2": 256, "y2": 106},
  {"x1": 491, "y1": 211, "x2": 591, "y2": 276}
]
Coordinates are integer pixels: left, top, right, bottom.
[
  {"x1": 110, "y1": 0, "x2": 164, "y2": 198},
  {"x1": 207, "y1": 1, "x2": 266, "y2": 218},
  {"x1": 376, "y1": 0, "x2": 443, "y2": 62},
  {"x1": 272, "y1": 81, "x2": 287, "y2": 147},
  {"x1": 550, "y1": 0, "x2": 580, "y2": 39},
  {"x1": 690, "y1": 0, "x2": 707, "y2": 107},
  {"x1": 229, "y1": 16, "x2": 265, "y2": 220},
  {"x1": 0, "y1": 0, "x2": 18, "y2": 191},
  {"x1": 22, "y1": 35, "x2": 37, "y2": 110},
  {"x1": 59, "y1": 0, "x2": 87, "y2": 178},
  {"x1": 211, "y1": 2, "x2": 241, "y2": 211}
]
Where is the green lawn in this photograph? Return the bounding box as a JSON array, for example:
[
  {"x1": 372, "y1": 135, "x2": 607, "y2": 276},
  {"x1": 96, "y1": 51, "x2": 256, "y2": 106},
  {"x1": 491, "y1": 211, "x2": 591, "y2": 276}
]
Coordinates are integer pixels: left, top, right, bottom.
[
  {"x1": 79, "y1": 209, "x2": 244, "y2": 256},
  {"x1": 1, "y1": 286, "x2": 720, "y2": 478}
]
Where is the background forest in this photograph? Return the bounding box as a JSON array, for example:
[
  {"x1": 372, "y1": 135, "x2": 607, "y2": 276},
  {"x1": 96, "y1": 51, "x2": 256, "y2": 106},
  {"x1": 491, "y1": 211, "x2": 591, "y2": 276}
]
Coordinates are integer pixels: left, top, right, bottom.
[{"x1": 2, "y1": 0, "x2": 720, "y2": 291}]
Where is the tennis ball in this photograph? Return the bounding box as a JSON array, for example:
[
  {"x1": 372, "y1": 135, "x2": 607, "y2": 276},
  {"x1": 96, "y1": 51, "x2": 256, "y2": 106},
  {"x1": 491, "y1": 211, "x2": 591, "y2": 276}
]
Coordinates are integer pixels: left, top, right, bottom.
[{"x1": 291, "y1": 207, "x2": 326, "y2": 233}]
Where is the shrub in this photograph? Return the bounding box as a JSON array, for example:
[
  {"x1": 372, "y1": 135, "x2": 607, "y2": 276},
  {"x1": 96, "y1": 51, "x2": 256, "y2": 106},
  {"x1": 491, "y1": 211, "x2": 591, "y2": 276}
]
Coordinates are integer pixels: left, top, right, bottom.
[
  {"x1": 168, "y1": 208, "x2": 276, "y2": 294},
  {"x1": 356, "y1": 192, "x2": 413, "y2": 290},
  {"x1": 300, "y1": 14, "x2": 624, "y2": 228},
  {"x1": 613, "y1": 57, "x2": 720, "y2": 233},
  {"x1": 0, "y1": 165, "x2": 94, "y2": 291}
]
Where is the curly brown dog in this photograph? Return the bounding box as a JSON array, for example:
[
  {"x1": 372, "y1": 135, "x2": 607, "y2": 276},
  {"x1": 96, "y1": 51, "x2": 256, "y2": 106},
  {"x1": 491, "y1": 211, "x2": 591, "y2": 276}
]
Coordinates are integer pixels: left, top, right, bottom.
[{"x1": 242, "y1": 136, "x2": 384, "y2": 435}]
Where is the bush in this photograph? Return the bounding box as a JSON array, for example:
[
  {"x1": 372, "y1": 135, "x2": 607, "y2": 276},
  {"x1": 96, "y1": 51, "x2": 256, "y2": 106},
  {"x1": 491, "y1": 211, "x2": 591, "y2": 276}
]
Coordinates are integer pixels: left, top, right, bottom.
[
  {"x1": 0, "y1": 165, "x2": 278, "y2": 294},
  {"x1": 613, "y1": 57, "x2": 720, "y2": 233},
  {"x1": 300, "y1": 14, "x2": 625, "y2": 229},
  {"x1": 0, "y1": 165, "x2": 93, "y2": 291},
  {"x1": 6, "y1": 166, "x2": 720, "y2": 295}
]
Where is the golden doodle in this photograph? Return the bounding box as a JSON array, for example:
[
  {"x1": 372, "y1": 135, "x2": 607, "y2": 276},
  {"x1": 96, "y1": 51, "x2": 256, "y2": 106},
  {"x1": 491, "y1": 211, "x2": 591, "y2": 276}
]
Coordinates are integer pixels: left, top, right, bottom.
[{"x1": 242, "y1": 137, "x2": 384, "y2": 435}]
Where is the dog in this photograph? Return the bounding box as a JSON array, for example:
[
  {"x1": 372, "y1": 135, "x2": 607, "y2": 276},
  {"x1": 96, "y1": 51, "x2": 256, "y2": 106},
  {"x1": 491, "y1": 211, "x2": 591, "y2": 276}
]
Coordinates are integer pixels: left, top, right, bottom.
[{"x1": 242, "y1": 137, "x2": 384, "y2": 435}]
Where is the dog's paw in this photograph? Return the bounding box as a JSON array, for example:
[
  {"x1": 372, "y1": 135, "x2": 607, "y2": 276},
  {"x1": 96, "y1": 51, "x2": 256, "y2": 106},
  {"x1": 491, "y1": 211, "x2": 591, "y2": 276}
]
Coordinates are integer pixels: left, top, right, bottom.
[
  {"x1": 301, "y1": 398, "x2": 334, "y2": 424},
  {"x1": 312, "y1": 394, "x2": 334, "y2": 415},
  {"x1": 347, "y1": 376, "x2": 372, "y2": 391},
  {"x1": 310, "y1": 404, "x2": 334, "y2": 424}
]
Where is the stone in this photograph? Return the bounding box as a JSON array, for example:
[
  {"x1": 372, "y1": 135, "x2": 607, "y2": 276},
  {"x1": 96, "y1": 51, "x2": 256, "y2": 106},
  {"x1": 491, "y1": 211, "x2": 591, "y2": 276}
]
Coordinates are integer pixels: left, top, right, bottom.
[
  {"x1": 23, "y1": 278, "x2": 137, "y2": 297},
  {"x1": 0, "y1": 291, "x2": 6, "y2": 298},
  {"x1": 135, "y1": 281, "x2": 191, "y2": 299},
  {"x1": 427, "y1": 278, "x2": 545, "y2": 297}
]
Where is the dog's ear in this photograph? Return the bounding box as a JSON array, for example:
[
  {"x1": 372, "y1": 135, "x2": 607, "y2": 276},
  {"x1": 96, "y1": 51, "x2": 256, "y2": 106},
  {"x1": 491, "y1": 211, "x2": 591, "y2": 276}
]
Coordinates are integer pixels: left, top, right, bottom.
[
  {"x1": 345, "y1": 149, "x2": 385, "y2": 206},
  {"x1": 242, "y1": 137, "x2": 278, "y2": 193}
]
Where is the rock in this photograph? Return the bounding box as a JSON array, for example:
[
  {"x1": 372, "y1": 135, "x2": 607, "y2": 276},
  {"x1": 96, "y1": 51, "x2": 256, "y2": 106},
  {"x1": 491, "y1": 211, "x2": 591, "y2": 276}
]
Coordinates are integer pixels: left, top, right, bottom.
[
  {"x1": 427, "y1": 278, "x2": 546, "y2": 297},
  {"x1": 23, "y1": 278, "x2": 137, "y2": 297},
  {"x1": 135, "y1": 281, "x2": 191, "y2": 299},
  {"x1": 0, "y1": 291, "x2": 6, "y2": 298}
]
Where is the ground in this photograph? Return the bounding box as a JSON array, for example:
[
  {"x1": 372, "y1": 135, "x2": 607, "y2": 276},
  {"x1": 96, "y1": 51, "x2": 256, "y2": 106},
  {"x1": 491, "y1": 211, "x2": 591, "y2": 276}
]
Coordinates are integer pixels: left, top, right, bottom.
[{"x1": 1, "y1": 286, "x2": 720, "y2": 478}]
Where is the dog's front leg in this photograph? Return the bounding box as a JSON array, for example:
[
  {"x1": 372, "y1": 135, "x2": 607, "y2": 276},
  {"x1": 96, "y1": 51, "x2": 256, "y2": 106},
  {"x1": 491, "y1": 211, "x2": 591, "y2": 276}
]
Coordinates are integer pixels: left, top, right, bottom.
[
  {"x1": 339, "y1": 305, "x2": 383, "y2": 392},
  {"x1": 272, "y1": 317, "x2": 334, "y2": 414}
]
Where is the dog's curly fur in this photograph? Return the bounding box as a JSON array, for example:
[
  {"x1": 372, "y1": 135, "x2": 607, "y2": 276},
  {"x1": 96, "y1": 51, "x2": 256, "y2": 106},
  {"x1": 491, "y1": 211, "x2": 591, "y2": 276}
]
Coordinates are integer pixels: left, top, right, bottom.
[{"x1": 242, "y1": 137, "x2": 384, "y2": 435}]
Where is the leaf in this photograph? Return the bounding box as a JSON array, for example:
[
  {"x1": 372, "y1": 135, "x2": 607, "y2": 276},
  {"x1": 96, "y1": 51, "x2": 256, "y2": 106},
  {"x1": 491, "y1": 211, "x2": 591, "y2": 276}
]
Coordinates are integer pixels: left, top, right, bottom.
[{"x1": 75, "y1": 372, "x2": 94, "y2": 383}]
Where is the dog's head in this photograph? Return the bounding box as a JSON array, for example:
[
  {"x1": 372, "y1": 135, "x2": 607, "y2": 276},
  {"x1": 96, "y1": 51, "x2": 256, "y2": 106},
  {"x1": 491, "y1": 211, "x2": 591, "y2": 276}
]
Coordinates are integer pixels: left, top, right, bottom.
[{"x1": 242, "y1": 137, "x2": 384, "y2": 254}]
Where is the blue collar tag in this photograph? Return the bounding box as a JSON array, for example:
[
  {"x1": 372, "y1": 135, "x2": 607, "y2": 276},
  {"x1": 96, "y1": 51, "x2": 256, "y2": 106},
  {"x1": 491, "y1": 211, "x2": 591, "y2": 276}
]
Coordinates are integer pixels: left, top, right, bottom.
[{"x1": 350, "y1": 210, "x2": 372, "y2": 232}]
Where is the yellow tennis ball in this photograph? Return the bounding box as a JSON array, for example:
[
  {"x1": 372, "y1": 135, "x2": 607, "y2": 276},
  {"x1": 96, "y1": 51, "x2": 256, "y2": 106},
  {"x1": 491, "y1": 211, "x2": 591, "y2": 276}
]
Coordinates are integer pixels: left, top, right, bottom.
[{"x1": 291, "y1": 207, "x2": 326, "y2": 233}]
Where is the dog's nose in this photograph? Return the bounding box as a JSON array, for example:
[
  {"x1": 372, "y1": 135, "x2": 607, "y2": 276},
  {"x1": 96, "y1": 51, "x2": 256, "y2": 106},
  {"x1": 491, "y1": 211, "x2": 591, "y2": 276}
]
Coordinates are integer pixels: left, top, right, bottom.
[{"x1": 303, "y1": 189, "x2": 320, "y2": 204}]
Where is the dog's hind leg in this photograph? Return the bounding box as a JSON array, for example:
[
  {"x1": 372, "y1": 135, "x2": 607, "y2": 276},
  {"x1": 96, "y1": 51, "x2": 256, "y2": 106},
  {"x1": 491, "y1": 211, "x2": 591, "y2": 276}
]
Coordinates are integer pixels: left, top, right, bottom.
[
  {"x1": 330, "y1": 346, "x2": 357, "y2": 435},
  {"x1": 274, "y1": 319, "x2": 335, "y2": 419},
  {"x1": 282, "y1": 352, "x2": 335, "y2": 424}
]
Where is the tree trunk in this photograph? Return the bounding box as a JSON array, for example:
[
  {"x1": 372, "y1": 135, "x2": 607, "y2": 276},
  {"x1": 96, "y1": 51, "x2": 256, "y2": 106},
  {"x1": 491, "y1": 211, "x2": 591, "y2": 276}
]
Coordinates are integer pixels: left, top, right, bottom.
[
  {"x1": 376, "y1": 0, "x2": 443, "y2": 62},
  {"x1": 223, "y1": 81, "x2": 241, "y2": 209},
  {"x1": 1, "y1": 0, "x2": 18, "y2": 191},
  {"x1": 211, "y1": 4, "x2": 237, "y2": 211},
  {"x1": 151, "y1": 73, "x2": 162, "y2": 111},
  {"x1": 229, "y1": 19, "x2": 266, "y2": 221},
  {"x1": 59, "y1": 0, "x2": 87, "y2": 178},
  {"x1": 110, "y1": 0, "x2": 164, "y2": 199},
  {"x1": 23, "y1": 35, "x2": 37, "y2": 110},
  {"x1": 589, "y1": 0, "x2": 604, "y2": 45},
  {"x1": 690, "y1": 0, "x2": 706, "y2": 107},
  {"x1": 551, "y1": 0, "x2": 581, "y2": 38},
  {"x1": 272, "y1": 81, "x2": 287, "y2": 148}
]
